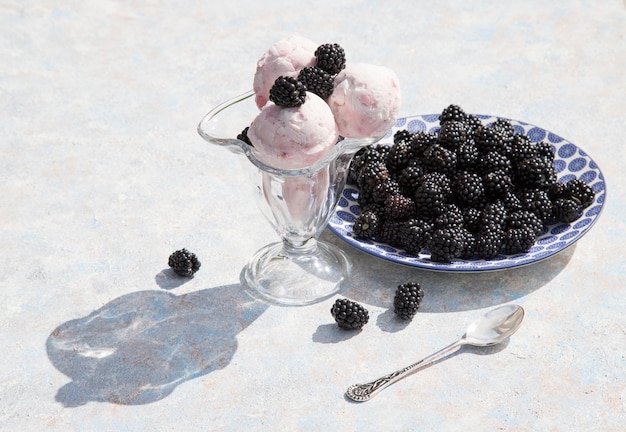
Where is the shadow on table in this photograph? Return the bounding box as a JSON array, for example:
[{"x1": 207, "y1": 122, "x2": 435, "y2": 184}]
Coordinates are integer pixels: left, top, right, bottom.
[
  {"x1": 320, "y1": 230, "x2": 576, "y2": 312},
  {"x1": 46, "y1": 284, "x2": 267, "y2": 406}
]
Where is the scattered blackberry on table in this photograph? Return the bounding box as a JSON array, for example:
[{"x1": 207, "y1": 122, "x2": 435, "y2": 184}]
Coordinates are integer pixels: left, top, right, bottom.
[
  {"x1": 168, "y1": 249, "x2": 201, "y2": 277},
  {"x1": 331, "y1": 298, "x2": 369, "y2": 330},
  {"x1": 352, "y1": 209, "x2": 380, "y2": 239},
  {"x1": 439, "y1": 104, "x2": 466, "y2": 124},
  {"x1": 297, "y1": 66, "x2": 334, "y2": 100},
  {"x1": 503, "y1": 227, "x2": 536, "y2": 254},
  {"x1": 314, "y1": 43, "x2": 346, "y2": 75},
  {"x1": 269, "y1": 76, "x2": 307, "y2": 107},
  {"x1": 553, "y1": 198, "x2": 583, "y2": 223},
  {"x1": 237, "y1": 126, "x2": 252, "y2": 146},
  {"x1": 565, "y1": 179, "x2": 595, "y2": 208},
  {"x1": 393, "y1": 282, "x2": 424, "y2": 320}
]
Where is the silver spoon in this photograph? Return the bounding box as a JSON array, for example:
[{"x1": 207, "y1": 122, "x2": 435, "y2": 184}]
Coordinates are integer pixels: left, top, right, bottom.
[{"x1": 345, "y1": 304, "x2": 525, "y2": 402}]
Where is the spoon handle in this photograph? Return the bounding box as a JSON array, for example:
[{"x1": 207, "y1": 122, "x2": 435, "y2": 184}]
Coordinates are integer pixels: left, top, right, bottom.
[{"x1": 346, "y1": 339, "x2": 464, "y2": 402}]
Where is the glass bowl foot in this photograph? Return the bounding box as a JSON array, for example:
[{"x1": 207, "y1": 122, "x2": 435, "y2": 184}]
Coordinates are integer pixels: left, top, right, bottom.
[{"x1": 242, "y1": 239, "x2": 351, "y2": 306}]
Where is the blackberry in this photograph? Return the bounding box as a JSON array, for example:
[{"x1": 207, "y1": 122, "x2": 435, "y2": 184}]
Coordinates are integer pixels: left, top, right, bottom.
[
  {"x1": 386, "y1": 140, "x2": 412, "y2": 173},
  {"x1": 330, "y1": 298, "x2": 369, "y2": 330},
  {"x1": 397, "y1": 164, "x2": 425, "y2": 195},
  {"x1": 414, "y1": 181, "x2": 446, "y2": 219},
  {"x1": 520, "y1": 189, "x2": 553, "y2": 223},
  {"x1": 509, "y1": 134, "x2": 537, "y2": 163},
  {"x1": 297, "y1": 66, "x2": 334, "y2": 99},
  {"x1": 352, "y1": 209, "x2": 380, "y2": 239},
  {"x1": 314, "y1": 43, "x2": 346, "y2": 75},
  {"x1": 398, "y1": 218, "x2": 433, "y2": 254},
  {"x1": 393, "y1": 282, "x2": 424, "y2": 320},
  {"x1": 394, "y1": 129, "x2": 415, "y2": 146},
  {"x1": 490, "y1": 118, "x2": 515, "y2": 141},
  {"x1": 553, "y1": 198, "x2": 583, "y2": 223},
  {"x1": 475, "y1": 223, "x2": 505, "y2": 259},
  {"x1": 459, "y1": 228, "x2": 477, "y2": 258},
  {"x1": 456, "y1": 141, "x2": 480, "y2": 171},
  {"x1": 420, "y1": 172, "x2": 452, "y2": 197},
  {"x1": 409, "y1": 131, "x2": 439, "y2": 156},
  {"x1": 377, "y1": 219, "x2": 405, "y2": 247},
  {"x1": 475, "y1": 125, "x2": 508, "y2": 155},
  {"x1": 481, "y1": 201, "x2": 508, "y2": 228},
  {"x1": 535, "y1": 142, "x2": 555, "y2": 161},
  {"x1": 547, "y1": 181, "x2": 569, "y2": 201},
  {"x1": 515, "y1": 156, "x2": 556, "y2": 189},
  {"x1": 237, "y1": 126, "x2": 252, "y2": 146},
  {"x1": 503, "y1": 227, "x2": 536, "y2": 254},
  {"x1": 384, "y1": 194, "x2": 416, "y2": 221},
  {"x1": 434, "y1": 203, "x2": 464, "y2": 228},
  {"x1": 452, "y1": 171, "x2": 485, "y2": 206},
  {"x1": 483, "y1": 170, "x2": 513, "y2": 199},
  {"x1": 422, "y1": 144, "x2": 457, "y2": 175},
  {"x1": 439, "y1": 104, "x2": 466, "y2": 124},
  {"x1": 463, "y1": 114, "x2": 483, "y2": 136},
  {"x1": 438, "y1": 120, "x2": 468, "y2": 151},
  {"x1": 462, "y1": 207, "x2": 483, "y2": 233},
  {"x1": 501, "y1": 190, "x2": 523, "y2": 213},
  {"x1": 357, "y1": 160, "x2": 389, "y2": 188},
  {"x1": 372, "y1": 179, "x2": 401, "y2": 203},
  {"x1": 428, "y1": 227, "x2": 466, "y2": 263},
  {"x1": 506, "y1": 210, "x2": 544, "y2": 236},
  {"x1": 168, "y1": 249, "x2": 201, "y2": 277},
  {"x1": 565, "y1": 179, "x2": 595, "y2": 208},
  {"x1": 479, "y1": 151, "x2": 512, "y2": 175},
  {"x1": 348, "y1": 145, "x2": 386, "y2": 184},
  {"x1": 269, "y1": 76, "x2": 307, "y2": 107}
]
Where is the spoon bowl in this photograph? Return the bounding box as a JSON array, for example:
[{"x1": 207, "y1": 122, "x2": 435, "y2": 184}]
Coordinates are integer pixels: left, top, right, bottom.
[
  {"x1": 346, "y1": 304, "x2": 525, "y2": 402},
  {"x1": 463, "y1": 303, "x2": 525, "y2": 346}
]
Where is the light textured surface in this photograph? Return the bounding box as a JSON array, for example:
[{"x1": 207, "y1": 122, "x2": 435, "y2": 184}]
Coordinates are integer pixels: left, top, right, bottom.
[{"x1": 1, "y1": 1, "x2": 625, "y2": 431}]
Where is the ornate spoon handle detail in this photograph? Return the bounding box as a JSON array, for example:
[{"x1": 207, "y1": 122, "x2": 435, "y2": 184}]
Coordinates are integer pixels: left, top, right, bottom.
[{"x1": 346, "y1": 339, "x2": 464, "y2": 402}]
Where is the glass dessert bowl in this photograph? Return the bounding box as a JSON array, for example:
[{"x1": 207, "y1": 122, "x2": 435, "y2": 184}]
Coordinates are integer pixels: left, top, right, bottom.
[{"x1": 198, "y1": 90, "x2": 385, "y2": 306}]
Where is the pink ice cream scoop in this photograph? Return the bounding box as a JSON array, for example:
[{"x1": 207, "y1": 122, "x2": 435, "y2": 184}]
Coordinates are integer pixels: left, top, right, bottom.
[
  {"x1": 247, "y1": 92, "x2": 339, "y2": 170},
  {"x1": 253, "y1": 35, "x2": 317, "y2": 110},
  {"x1": 327, "y1": 63, "x2": 401, "y2": 138}
]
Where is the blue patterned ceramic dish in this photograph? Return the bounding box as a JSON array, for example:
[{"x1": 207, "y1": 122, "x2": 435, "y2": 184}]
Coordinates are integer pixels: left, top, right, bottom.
[{"x1": 328, "y1": 114, "x2": 606, "y2": 272}]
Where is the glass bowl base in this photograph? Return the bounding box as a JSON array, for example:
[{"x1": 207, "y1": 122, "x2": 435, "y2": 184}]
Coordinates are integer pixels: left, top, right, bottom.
[{"x1": 242, "y1": 240, "x2": 351, "y2": 306}]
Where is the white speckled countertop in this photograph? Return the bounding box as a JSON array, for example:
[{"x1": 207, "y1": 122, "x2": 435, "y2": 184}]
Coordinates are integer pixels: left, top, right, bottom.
[{"x1": 1, "y1": 1, "x2": 625, "y2": 430}]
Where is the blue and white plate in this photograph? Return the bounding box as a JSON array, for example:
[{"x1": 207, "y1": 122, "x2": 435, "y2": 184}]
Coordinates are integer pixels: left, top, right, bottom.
[{"x1": 328, "y1": 114, "x2": 606, "y2": 272}]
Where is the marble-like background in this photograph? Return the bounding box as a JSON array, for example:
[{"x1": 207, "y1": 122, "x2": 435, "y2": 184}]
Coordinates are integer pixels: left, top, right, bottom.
[{"x1": 1, "y1": 1, "x2": 624, "y2": 430}]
